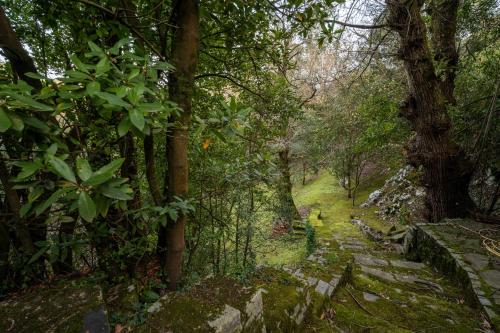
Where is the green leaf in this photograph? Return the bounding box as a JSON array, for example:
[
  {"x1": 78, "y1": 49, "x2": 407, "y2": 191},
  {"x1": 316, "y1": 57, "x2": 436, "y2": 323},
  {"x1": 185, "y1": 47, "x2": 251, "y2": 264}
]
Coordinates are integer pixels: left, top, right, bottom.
[
  {"x1": 143, "y1": 290, "x2": 160, "y2": 302},
  {"x1": 94, "y1": 195, "x2": 110, "y2": 217},
  {"x1": 96, "y1": 57, "x2": 110, "y2": 76},
  {"x1": 35, "y1": 188, "x2": 67, "y2": 215},
  {"x1": 8, "y1": 92, "x2": 53, "y2": 111},
  {"x1": 25, "y1": 72, "x2": 46, "y2": 80},
  {"x1": 28, "y1": 187, "x2": 44, "y2": 203},
  {"x1": 88, "y1": 41, "x2": 104, "y2": 55},
  {"x1": 49, "y1": 156, "x2": 76, "y2": 183},
  {"x1": 152, "y1": 61, "x2": 174, "y2": 71},
  {"x1": 84, "y1": 158, "x2": 124, "y2": 186},
  {"x1": 14, "y1": 160, "x2": 42, "y2": 179},
  {"x1": 28, "y1": 245, "x2": 48, "y2": 264},
  {"x1": 0, "y1": 107, "x2": 12, "y2": 132},
  {"x1": 110, "y1": 38, "x2": 132, "y2": 55},
  {"x1": 127, "y1": 83, "x2": 144, "y2": 105},
  {"x1": 137, "y1": 103, "x2": 164, "y2": 113},
  {"x1": 129, "y1": 108, "x2": 145, "y2": 130},
  {"x1": 24, "y1": 117, "x2": 50, "y2": 132},
  {"x1": 86, "y1": 81, "x2": 101, "y2": 95},
  {"x1": 9, "y1": 112, "x2": 24, "y2": 131},
  {"x1": 20, "y1": 202, "x2": 32, "y2": 218},
  {"x1": 95, "y1": 92, "x2": 131, "y2": 108},
  {"x1": 69, "y1": 54, "x2": 90, "y2": 73},
  {"x1": 128, "y1": 68, "x2": 140, "y2": 81},
  {"x1": 117, "y1": 116, "x2": 131, "y2": 137},
  {"x1": 76, "y1": 158, "x2": 93, "y2": 181},
  {"x1": 66, "y1": 70, "x2": 92, "y2": 80},
  {"x1": 101, "y1": 186, "x2": 133, "y2": 200},
  {"x1": 78, "y1": 191, "x2": 96, "y2": 222},
  {"x1": 168, "y1": 209, "x2": 178, "y2": 221},
  {"x1": 46, "y1": 143, "x2": 58, "y2": 156}
]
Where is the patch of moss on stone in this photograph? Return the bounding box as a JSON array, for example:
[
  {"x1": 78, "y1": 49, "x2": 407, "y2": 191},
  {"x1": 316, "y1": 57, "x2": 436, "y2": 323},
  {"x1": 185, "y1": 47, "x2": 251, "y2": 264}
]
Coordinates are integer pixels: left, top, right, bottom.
[
  {"x1": 135, "y1": 276, "x2": 255, "y2": 332},
  {"x1": 0, "y1": 280, "x2": 105, "y2": 333},
  {"x1": 249, "y1": 267, "x2": 315, "y2": 332}
]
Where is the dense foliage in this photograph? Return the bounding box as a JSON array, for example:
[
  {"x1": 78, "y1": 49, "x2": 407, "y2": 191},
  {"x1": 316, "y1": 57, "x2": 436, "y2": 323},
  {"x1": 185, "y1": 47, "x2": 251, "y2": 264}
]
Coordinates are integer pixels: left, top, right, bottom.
[{"x1": 0, "y1": 0, "x2": 498, "y2": 303}]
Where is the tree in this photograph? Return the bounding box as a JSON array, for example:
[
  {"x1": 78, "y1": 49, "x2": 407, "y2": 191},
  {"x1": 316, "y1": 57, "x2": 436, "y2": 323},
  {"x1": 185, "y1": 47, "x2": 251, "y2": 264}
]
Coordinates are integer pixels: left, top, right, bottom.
[
  {"x1": 386, "y1": 0, "x2": 475, "y2": 222},
  {"x1": 161, "y1": 0, "x2": 200, "y2": 290}
]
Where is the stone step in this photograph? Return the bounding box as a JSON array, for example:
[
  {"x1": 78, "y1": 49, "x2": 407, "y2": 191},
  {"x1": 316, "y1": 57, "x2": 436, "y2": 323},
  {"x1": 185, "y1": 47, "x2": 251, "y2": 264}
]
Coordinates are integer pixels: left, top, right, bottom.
[{"x1": 0, "y1": 283, "x2": 110, "y2": 333}]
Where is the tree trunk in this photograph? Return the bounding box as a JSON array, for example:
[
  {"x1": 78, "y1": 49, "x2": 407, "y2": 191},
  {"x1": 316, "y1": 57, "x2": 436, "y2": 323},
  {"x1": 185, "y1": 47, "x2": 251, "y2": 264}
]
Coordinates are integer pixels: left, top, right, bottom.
[
  {"x1": 430, "y1": 0, "x2": 459, "y2": 105},
  {"x1": 120, "y1": 133, "x2": 141, "y2": 211},
  {"x1": 144, "y1": 133, "x2": 163, "y2": 206},
  {"x1": 0, "y1": 157, "x2": 35, "y2": 254},
  {"x1": 0, "y1": 199, "x2": 11, "y2": 286},
  {"x1": 0, "y1": 7, "x2": 41, "y2": 89},
  {"x1": 302, "y1": 161, "x2": 306, "y2": 185},
  {"x1": 161, "y1": 0, "x2": 199, "y2": 290},
  {"x1": 277, "y1": 147, "x2": 301, "y2": 227},
  {"x1": 386, "y1": 0, "x2": 474, "y2": 222}
]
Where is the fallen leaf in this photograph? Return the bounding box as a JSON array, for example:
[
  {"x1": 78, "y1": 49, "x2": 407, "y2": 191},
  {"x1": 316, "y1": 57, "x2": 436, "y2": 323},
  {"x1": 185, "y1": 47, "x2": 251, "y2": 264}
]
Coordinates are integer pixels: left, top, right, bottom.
[{"x1": 202, "y1": 138, "x2": 211, "y2": 150}]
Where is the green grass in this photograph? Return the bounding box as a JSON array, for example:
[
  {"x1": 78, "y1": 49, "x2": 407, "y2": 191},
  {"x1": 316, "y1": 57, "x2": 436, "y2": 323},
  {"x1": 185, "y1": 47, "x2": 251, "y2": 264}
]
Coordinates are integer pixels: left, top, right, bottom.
[{"x1": 256, "y1": 171, "x2": 386, "y2": 266}]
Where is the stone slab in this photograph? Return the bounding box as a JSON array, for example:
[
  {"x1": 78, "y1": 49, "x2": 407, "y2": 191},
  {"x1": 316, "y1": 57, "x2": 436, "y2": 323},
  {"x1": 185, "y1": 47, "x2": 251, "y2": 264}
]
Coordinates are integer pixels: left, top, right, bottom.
[
  {"x1": 480, "y1": 270, "x2": 500, "y2": 289},
  {"x1": 363, "y1": 292, "x2": 380, "y2": 302},
  {"x1": 315, "y1": 280, "x2": 334, "y2": 297},
  {"x1": 354, "y1": 254, "x2": 389, "y2": 267},
  {"x1": 390, "y1": 259, "x2": 425, "y2": 270},
  {"x1": 493, "y1": 291, "x2": 500, "y2": 305},
  {"x1": 360, "y1": 265, "x2": 396, "y2": 282},
  {"x1": 82, "y1": 306, "x2": 110, "y2": 333},
  {"x1": 208, "y1": 304, "x2": 242, "y2": 333},
  {"x1": 244, "y1": 289, "x2": 266, "y2": 330},
  {"x1": 463, "y1": 253, "x2": 489, "y2": 271},
  {"x1": 306, "y1": 277, "x2": 318, "y2": 286},
  {"x1": 341, "y1": 244, "x2": 365, "y2": 250}
]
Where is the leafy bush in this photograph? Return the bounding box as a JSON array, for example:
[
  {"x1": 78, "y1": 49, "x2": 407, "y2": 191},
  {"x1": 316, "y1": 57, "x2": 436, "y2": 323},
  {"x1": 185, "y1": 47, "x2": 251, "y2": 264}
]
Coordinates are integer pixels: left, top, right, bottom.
[{"x1": 305, "y1": 220, "x2": 317, "y2": 255}]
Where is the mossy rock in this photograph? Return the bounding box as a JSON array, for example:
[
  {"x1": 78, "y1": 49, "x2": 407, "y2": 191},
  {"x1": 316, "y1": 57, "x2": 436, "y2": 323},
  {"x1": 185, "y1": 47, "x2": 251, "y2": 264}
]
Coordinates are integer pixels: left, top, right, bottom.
[
  {"x1": 0, "y1": 281, "x2": 108, "y2": 333},
  {"x1": 136, "y1": 276, "x2": 254, "y2": 332},
  {"x1": 250, "y1": 267, "x2": 314, "y2": 332}
]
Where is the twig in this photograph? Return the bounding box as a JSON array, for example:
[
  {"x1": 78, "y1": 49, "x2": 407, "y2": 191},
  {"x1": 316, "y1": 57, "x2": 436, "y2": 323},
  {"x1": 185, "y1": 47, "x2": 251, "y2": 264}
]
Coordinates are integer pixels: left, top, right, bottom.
[
  {"x1": 76, "y1": 0, "x2": 164, "y2": 59},
  {"x1": 325, "y1": 19, "x2": 388, "y2": 30},
  {"x1": 345, "y1": 286, "x2": 374, "y2": 315}
]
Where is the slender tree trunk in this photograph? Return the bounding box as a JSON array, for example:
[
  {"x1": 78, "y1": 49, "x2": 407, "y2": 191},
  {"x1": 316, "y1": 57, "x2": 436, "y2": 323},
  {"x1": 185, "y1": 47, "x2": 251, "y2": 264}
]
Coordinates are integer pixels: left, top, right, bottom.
[
  {"x1": 277, "y1": 147, "x2": 301, "y2": 227},
  {"x1": 0, "y1": 199, "x2": 11, "y2": 286},
  {"x1": 386, "y1": 0, "x2": 474, "y2": 222},
  {"x1": 162, "y1": 0, "x2": 199, "y2": 290},
  {"x1": 144, "y1": 133, "x2": 163, "y2": 205},
  {"x1": 120, "y1": 133, "x2": 141, "y2": 211},
  {"x1": 0, "y1": 157, "x2": 34, "y2": 254},
  {"x1": 302, "y1": 160, "x2": 306, "y2": 185},
  {"x1": 346, "y1": 168, "x2": 352, "y2": 199}
]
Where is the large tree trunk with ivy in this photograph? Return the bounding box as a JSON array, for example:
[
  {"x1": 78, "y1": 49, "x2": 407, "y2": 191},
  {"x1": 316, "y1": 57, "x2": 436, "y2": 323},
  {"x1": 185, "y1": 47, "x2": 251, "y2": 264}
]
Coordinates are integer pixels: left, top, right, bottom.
[
  {"x1": 160, "y1": 0, "x2": 199, "y2": 290},
  {"x1": 277, "y1": 147, "x2": 301, "y2": 227},
  {"x1": 386, "y1": 0, "x2": 474, "y2": 222}
]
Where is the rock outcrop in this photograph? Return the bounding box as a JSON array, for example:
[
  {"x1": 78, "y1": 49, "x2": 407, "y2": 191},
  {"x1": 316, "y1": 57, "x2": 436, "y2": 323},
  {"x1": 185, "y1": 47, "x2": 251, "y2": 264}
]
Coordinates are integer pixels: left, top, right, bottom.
[{"x1": 361, "y1": 165, "x2": 426, "y2": 223}]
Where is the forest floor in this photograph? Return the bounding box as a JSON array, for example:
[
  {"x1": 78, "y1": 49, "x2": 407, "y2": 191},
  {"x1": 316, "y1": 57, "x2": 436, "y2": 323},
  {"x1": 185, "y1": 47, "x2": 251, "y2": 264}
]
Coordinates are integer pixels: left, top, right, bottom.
[
  {"x1": 278, "y1": 171, "x2": 487, "y2": 332},
  {"x1": 0, "y1": 172, "x2": 492, "y2": 332}
]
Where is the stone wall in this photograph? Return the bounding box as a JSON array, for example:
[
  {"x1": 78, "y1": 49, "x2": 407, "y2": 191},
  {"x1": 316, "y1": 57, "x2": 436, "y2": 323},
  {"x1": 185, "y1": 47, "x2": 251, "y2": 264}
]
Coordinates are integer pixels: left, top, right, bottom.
[{"x1": 404, "y1": 223, "x2": 499, "y2": 331}]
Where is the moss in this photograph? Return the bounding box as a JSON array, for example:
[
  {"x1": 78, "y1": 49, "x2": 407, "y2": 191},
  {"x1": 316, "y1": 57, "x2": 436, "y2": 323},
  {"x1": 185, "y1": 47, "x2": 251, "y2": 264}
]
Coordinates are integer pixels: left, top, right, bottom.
[
  {"x1": 137, "y1": 276, "x2": 254, "y2": 332},
  {"x1": 250, "y1": 267, "x2": 313, "y2": 332},
  {"x1": 289, "y1": 171, "x2": 485, "y2": 332},
  {"x1": 0, "y1": 280, "x2": 105, "y2": 333}
]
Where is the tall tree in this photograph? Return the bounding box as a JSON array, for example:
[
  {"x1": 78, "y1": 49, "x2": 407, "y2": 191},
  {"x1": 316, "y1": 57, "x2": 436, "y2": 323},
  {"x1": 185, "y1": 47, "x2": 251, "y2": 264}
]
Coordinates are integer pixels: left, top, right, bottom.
[
  {"x1": 161, "y1": 0, "x2": 200, "y2": 290},
  {"x1": 386, "y1": 0, "x2": 474, "y2": 222}
]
